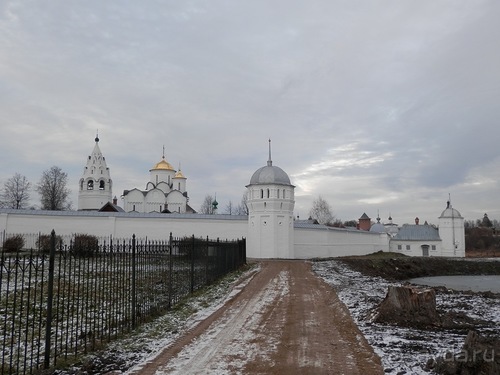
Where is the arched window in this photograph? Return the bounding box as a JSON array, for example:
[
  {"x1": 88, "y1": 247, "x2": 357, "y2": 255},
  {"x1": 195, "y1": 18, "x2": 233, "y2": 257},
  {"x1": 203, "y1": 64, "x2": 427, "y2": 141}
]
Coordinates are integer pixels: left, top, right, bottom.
[
  {"x1": 99, "y1": 180, "x2": 105, "y2": 190},
  {"x1": 267, "y1": 189, "x2": 270, "y2": 198},
  {"x1": 87, "y1": 181, "x2": 94, "y2": 190},
  {"x1": 260, "y1": 189, "x2": 264, "y2": 199},
  {"x1": 277, "y1": 189, "x2": 280, "y2": 199},
  {"x1": 80, "y1": 179, "x2": 84, "y2": 191},
  {"x1": 283, "y1": 189, "x2": 286, "y2": 199}
]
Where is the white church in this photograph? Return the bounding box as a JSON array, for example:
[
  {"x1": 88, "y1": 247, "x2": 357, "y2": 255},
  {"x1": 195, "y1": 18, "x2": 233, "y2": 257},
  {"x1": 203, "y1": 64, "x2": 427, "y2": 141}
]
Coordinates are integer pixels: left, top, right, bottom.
[{"x1": 0, "y1": 136, "x2": 465, "y2": 259}]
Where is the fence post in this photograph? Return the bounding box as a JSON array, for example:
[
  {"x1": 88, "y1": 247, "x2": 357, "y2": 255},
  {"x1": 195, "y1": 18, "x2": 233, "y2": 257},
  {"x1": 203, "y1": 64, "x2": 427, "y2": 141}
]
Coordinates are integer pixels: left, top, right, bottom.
[
  {"x1": 44, "y1": 229, "x2": 56, "y2": 369},
  {"x1": 205, "y1": 236, "x2": 209, "y2": 284},
  {"x1": 190, "y1": 235, "x2": 196, "y2": 294},
  {"x1": 131, "y1": 234, "x2": 137, "y2": 329},
  {"x1": 168, "y1": 232, "x2": 173, "y2": 309}
]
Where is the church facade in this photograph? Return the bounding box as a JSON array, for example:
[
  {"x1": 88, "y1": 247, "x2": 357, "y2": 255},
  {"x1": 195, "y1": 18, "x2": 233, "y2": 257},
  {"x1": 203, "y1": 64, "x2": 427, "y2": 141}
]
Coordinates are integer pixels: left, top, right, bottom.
[{"x1": 121, "y1": 153, "x2": 194, "y2": 214}]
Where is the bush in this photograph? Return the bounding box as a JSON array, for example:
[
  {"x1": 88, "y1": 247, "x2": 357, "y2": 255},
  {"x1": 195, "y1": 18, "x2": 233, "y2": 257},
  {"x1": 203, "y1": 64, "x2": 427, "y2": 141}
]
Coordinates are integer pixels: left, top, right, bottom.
[
  {"x1": 72, "y1": 234, "x2": 99, "y2": 257},
  {"x1": 37, "y1": 234, "x2": 64, "y2": 253},
  {"x1": 3, "y1": 235, "x2": 25, "y2": 253}
]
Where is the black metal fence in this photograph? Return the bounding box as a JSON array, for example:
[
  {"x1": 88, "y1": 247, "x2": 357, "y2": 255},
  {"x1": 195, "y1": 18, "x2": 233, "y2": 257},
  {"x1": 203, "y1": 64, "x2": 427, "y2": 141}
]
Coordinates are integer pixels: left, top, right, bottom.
[{"x1": 0, "y1": 230, "x2": 246, "y2": 374}]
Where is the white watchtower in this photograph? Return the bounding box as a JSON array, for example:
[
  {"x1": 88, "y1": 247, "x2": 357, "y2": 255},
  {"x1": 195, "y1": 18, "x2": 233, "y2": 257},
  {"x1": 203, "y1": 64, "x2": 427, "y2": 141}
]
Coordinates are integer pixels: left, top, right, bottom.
[
  {"x1": 246, "y1": 141, "x2": 295, "y2": 258},
  {"x1": 438, "y1": 199, "x2": 465, "y2": 257},
  {"x1": 78, "y1": 135, "x2": 113, "y2": 210}
]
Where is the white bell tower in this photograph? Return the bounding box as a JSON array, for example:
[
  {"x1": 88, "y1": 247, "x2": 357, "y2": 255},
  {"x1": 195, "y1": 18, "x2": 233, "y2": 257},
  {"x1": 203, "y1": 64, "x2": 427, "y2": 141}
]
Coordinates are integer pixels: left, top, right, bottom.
[
  {"x1": 78, "y1": 134, "x2": 113, "y2": 210},
  {"x1": 246, "y1": 140, "x2": 295, "y2": 258}
]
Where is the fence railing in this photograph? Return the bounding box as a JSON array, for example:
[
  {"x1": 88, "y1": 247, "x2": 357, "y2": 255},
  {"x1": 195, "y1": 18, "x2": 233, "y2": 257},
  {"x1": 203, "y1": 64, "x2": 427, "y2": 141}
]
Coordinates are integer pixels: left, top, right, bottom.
[{"x1": 0, "y1": 230, "x2": 246, "y2": 374}]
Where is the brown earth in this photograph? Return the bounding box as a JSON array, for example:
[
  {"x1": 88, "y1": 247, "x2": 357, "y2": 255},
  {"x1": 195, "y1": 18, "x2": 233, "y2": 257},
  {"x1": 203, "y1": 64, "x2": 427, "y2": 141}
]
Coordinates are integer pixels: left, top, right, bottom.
[
  {"x1": 130, "y1": 260, "x2": 383, "y2": 375},
  {"x1": 337, "y1": 251, "x2": 500, "y2": 281}
]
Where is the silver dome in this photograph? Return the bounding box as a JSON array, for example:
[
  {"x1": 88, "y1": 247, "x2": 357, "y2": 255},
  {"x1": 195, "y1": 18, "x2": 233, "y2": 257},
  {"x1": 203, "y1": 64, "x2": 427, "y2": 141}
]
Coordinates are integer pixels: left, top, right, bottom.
[{"x1": 249, "y1": 164, "x2": 291, "y2": 186}]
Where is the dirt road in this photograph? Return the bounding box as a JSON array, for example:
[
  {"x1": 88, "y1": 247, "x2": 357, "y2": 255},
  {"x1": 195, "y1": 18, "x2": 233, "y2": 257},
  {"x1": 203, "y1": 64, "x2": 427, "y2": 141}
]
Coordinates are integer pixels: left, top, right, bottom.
[{"x1": 131, "y1": 261, "x2": 383, "y2": 374}]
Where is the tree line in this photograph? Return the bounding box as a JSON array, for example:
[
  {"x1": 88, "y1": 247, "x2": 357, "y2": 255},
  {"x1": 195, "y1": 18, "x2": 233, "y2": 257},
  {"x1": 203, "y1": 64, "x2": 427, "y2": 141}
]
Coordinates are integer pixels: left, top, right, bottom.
[{"x1": 0, "y1": 166, "x2": 72, "y2": 210}]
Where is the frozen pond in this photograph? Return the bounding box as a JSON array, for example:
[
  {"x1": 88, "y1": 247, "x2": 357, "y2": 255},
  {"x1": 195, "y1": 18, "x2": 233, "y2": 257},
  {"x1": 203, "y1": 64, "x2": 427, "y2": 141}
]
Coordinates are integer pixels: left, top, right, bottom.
[{"x1": 409, "y1": 275, "x2": 500, "y2": 293}]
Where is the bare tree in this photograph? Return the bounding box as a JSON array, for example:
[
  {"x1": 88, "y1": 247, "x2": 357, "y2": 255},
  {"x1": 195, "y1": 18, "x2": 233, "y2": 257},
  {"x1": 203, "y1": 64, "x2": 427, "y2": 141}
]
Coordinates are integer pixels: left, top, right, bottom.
[
  {"x1": 225, "y1": 201, "x2": 234, "y2": 215},
  {"x1": 309, "y1": 196, "x2": 335, "y2": 225},
  {"x1": 235, "y1": 192, "x2": 249, "y2": 215},
  {"x1": 36, "y1": 166, "x2": 72, "y2": 210},
  {"x1": 0, "y1": 173, "x2": 31, "y2": 209},
  {"x1": 199, "y1": 194, "x2": 215, "y2": 214}
]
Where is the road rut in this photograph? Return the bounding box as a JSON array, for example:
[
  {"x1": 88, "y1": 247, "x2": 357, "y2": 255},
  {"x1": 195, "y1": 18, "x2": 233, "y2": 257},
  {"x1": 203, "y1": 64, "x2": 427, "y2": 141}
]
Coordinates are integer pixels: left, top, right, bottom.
[{"x1": 131, "y1": 261, "x2": 383, "y2": 374}]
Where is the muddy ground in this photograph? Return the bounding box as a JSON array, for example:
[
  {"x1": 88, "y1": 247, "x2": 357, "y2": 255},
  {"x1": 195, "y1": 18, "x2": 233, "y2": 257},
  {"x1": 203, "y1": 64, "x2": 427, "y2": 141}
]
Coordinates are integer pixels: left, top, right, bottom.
[{"x1": 336, "y1": 251, "x2": 500, "y2": 281}]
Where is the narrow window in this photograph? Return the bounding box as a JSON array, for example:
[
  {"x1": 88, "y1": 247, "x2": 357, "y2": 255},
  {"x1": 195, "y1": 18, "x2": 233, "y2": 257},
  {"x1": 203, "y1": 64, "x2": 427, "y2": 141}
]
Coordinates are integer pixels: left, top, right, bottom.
[
  {"x1": 178, "y1": 182, "x2": 181, "y2": 190},
  {"x1": 87, "y1": 181, "x2": 94, "y2": 190},
  {"x1": 267, "y1": 189, "x2": 270, "y2": 198},
  {"x1": 277, "y1": 190, "x2": 280, "y2": 198},
  {"x1": 261, "y1": 189, "x2": 264, "y2": 198},
  {"x1": 283, "y1": 189, "x2": 286, "y2": 199}
]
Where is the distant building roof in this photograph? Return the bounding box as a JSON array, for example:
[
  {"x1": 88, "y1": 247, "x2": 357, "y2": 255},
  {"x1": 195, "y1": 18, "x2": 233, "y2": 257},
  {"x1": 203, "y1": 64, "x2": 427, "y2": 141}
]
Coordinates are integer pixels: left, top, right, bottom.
[
  {"x1": 99, "y1": 202, "x2": 125, "y2": 212},
  {"x1": 393, "y1": 224, "x2": 441, "y2": 241}
]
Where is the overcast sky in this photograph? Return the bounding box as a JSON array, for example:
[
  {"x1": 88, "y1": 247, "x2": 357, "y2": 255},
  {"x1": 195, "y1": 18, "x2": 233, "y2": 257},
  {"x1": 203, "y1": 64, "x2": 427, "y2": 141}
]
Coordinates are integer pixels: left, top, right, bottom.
[{"x1": 1, "y1": 0, "x2": 499, "y2": 225}]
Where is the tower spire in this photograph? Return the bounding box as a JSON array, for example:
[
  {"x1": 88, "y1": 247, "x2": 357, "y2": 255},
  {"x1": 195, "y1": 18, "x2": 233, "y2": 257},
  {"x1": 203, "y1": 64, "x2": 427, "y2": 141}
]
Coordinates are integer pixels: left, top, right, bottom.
[
  {"x1": 95, "y1": 129, "x2": 99, "y2": 143},
  {"x1": 162, "y1": 145, "x2": 165, "y2": 159},
  {"x1": 267, "y1": 139, "x2": 272, "y2": 166}
]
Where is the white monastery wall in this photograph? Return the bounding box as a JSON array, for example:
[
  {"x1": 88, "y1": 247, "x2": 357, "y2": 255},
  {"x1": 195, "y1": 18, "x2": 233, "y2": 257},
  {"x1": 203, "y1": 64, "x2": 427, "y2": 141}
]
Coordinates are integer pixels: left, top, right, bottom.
[
  {"x1": 1, "y1": 209, "x2": 391, "y2": 259},
  {"x1": 294, "y1": 226, "x2": 389, "y2": 259},
  {"x1": 0, "y1": 210, "x2": 247, "y2": 241}
]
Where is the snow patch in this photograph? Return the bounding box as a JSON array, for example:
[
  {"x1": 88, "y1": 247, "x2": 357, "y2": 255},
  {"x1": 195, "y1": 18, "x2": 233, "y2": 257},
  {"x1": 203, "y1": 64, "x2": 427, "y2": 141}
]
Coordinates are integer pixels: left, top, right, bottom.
[{"x1": 312, "y1": 260, "x2": 500, "y2": 374}]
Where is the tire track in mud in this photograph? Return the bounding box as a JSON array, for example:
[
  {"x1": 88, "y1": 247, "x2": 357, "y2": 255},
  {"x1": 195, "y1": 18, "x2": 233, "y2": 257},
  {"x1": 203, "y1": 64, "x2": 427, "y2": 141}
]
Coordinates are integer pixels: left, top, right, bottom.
[{"x1": 132, "y1": 261, "x2": 383, "y2": 375}]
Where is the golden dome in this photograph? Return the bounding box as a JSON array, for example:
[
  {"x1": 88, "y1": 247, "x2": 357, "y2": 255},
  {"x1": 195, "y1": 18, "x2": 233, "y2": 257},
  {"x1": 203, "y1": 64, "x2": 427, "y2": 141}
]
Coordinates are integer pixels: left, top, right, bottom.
[
  {"x1": 174, "y1": 170, "x2": 186, "y2": 179},
  {"x1": 150, "y1": 157, "x2": 174, "y2": 171}
]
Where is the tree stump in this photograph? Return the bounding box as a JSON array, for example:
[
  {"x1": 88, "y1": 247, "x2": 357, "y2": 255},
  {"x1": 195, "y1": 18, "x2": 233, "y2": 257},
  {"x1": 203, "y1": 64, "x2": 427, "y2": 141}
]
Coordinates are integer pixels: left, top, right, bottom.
[{"x1": 374, "y1": 286, "x2": 440, "y2": 327}]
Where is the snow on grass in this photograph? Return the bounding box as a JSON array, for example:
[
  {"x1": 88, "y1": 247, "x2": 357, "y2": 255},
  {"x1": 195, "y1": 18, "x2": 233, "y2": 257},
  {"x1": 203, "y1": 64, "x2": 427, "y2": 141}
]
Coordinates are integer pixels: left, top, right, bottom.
[
  {"x1": 312, "y1": 260, "x2": 500, "y2": 374},
  {"x1": 55, "y1": 264, "x2": 260, "y2": 374}
]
